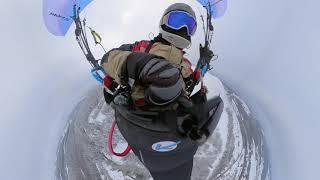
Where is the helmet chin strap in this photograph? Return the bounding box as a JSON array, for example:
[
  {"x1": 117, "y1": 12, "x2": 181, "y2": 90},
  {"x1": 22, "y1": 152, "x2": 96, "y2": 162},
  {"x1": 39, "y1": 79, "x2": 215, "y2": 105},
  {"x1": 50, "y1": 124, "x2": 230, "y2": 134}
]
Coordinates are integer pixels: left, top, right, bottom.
[{"x1": 160, "y1": 28, "x2": 191, "y2": 49}]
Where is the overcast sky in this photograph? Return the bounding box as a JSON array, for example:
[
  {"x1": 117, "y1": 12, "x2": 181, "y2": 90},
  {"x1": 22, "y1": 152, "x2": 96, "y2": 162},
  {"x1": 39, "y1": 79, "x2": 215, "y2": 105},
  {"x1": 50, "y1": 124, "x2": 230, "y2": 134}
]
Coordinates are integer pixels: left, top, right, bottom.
[{"x1": 1, "y1": 0, "x2": 320, "y2": 180}]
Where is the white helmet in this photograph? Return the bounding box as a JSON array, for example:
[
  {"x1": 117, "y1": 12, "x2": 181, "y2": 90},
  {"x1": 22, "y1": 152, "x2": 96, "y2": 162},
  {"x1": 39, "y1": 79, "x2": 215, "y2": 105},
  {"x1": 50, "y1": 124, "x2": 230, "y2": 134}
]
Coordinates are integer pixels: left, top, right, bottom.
[{"x1": 159, "y1": 3, "x2": 197, "y2": 49}]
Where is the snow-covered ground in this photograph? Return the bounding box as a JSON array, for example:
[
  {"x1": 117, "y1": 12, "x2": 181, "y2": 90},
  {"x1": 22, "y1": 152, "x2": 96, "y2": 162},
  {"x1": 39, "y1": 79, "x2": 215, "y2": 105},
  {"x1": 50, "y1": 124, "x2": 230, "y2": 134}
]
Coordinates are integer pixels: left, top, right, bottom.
[{"x1": 56, "y1": 75, "x2": 270, "y2": 180}]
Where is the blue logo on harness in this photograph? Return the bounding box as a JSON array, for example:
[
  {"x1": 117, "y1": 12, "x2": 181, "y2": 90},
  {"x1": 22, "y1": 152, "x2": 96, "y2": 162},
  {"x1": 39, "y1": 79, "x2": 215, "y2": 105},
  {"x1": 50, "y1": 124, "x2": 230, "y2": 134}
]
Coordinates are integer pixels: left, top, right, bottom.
[{"x1": 152, "y1": 141, "x2": 181, "y2": 152}]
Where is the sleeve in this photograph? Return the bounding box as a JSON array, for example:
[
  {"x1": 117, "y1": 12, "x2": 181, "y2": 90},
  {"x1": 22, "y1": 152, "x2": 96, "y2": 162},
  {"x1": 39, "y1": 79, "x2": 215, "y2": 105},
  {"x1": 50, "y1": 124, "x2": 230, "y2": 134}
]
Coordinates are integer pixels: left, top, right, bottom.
[{"x1": 101, "y1": 43, "x2": 136, "y2": 83}]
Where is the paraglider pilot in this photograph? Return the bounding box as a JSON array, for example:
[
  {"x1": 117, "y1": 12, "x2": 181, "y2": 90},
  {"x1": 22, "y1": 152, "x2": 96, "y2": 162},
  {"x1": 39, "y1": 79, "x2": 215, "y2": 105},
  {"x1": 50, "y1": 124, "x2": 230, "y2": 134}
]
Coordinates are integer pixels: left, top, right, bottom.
[{"x1": 101, "y1": 3, "x2": 223, "y2": 180}]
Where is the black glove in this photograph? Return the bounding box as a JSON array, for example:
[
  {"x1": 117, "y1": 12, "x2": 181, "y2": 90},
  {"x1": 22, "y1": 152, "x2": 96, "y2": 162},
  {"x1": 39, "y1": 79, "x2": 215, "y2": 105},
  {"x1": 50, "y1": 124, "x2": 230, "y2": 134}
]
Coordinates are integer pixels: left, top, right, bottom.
[
  {"x1": 176, "y1": 90, "x2": 210, "y2": 145},
  {"x1": 125, "y1": 52, "x2": 183, "y2": 106},
  {"x1": 199, "y1": 44, "x2": 214, "y2": 64},
  {"x1": 177, "y1": 113, "x2": 208, "y2": 145}
]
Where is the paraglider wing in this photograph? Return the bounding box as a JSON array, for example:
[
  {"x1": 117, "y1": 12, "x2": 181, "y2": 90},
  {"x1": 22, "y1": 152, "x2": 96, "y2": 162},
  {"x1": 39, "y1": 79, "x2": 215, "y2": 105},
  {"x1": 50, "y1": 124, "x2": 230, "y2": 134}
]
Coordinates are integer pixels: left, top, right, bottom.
[
  {"x1": 196, "y1": 0, "x2": 227, "y2": 19},
  {"x1": 43, "y1": 0, "x2": 92, "y2": 36}
]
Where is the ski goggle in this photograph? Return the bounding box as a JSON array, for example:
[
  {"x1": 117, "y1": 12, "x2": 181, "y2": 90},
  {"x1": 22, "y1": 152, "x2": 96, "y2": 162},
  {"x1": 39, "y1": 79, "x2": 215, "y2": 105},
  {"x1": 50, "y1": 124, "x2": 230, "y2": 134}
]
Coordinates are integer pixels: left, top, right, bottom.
[{"x1": 163, "y1": 10, "x2": 197, "y2": 36}]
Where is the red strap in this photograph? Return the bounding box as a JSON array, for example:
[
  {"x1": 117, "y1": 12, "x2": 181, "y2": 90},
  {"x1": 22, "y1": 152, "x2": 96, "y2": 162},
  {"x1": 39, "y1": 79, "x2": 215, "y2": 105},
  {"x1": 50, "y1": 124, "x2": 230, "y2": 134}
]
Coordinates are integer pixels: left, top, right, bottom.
[
  {"x1": 193, "y1": 69, "x2": 201, "y2": 81},
  {"x1": 131, "y1": 40, "x2": 157, "y2": 52},
  {"x1": 135, "y1": 98, "x2": 146, "y2": 106},
  {"x1": 108, "y1": 120, "x2": 131, "y2": 157},
  {"x1": 103, "y1": 75, "x2": 113, "y2": 88},
  {"x1": 132, "y1": 41, "x2": 148, "y2": 52}
]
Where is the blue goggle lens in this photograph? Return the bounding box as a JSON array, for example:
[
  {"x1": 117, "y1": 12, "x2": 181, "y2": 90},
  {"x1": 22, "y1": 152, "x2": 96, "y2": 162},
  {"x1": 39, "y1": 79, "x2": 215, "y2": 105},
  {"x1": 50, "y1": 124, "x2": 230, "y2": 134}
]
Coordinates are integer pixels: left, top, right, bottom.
[{"x1": 167, "y1": 11, "x2": 197, "y2": 36}]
